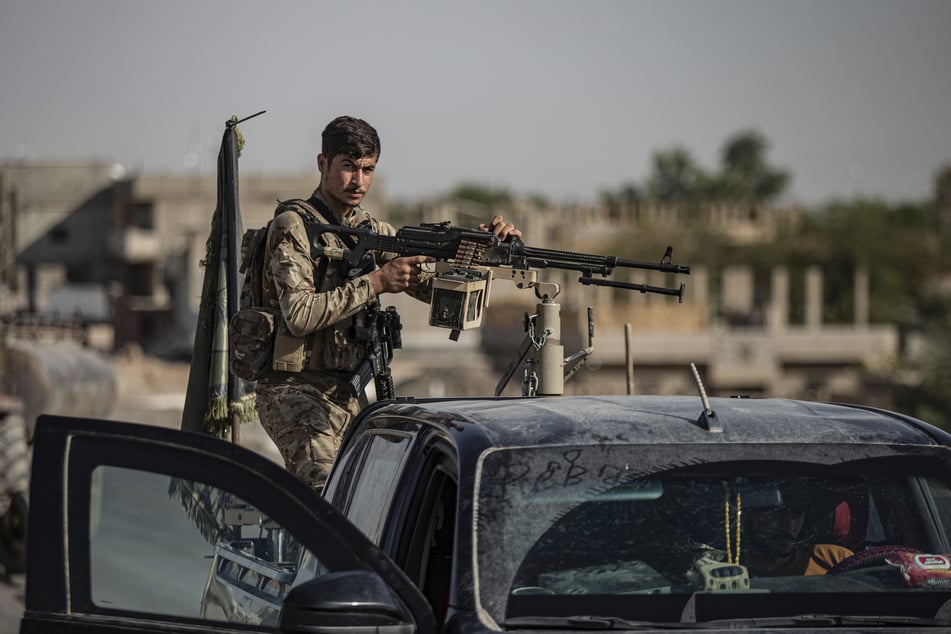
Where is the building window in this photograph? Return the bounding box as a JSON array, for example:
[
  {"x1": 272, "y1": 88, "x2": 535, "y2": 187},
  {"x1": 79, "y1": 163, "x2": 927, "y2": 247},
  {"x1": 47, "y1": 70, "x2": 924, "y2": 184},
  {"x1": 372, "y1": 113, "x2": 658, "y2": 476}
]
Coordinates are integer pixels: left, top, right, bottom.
[
  {"x1": 124, "y1": 201, "x2": 155, "y2": 230},
  {"x1": 125, "y1": 262, "x2": 154, "y2": 296},
  {"x1": 50, "y1": 226, "x2": 69, "y2": 243}
]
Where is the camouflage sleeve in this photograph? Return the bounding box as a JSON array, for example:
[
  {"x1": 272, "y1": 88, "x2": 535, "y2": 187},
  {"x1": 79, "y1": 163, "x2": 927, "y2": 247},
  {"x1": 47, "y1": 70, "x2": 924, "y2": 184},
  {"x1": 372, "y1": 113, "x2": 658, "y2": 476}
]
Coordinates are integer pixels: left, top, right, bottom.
[
  {"x1": 371, "y1": 218, "x2": 434, "y2": 304},
  {"x1": 267, "y1": 211, "x2": 377, "y2": 337}
]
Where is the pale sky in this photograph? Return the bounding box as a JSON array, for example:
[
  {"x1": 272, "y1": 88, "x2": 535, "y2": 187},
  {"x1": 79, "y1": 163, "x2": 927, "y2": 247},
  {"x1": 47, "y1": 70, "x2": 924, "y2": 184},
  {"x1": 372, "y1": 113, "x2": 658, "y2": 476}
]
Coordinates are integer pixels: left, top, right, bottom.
[{"x1": 2, "y1": 0, "x2": 949, "y2": 206}]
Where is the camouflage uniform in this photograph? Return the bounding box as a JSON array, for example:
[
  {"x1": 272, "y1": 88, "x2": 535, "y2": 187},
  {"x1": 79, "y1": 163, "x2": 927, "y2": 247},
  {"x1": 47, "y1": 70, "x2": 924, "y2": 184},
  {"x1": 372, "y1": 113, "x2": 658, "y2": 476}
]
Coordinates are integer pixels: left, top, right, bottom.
[
  {"x1": 254, "y1": 190, "x2": 429, "y2": 490},
  {"x1": 255, "y1": 373, "x2": 359, "y2": 490}
]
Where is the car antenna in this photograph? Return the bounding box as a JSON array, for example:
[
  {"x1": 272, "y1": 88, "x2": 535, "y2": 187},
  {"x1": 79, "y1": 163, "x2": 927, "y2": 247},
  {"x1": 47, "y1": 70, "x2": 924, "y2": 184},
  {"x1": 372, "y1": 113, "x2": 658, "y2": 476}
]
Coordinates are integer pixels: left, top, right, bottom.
[{"x1": 690, "y1": 362, "x2": 722, "y2": 432}]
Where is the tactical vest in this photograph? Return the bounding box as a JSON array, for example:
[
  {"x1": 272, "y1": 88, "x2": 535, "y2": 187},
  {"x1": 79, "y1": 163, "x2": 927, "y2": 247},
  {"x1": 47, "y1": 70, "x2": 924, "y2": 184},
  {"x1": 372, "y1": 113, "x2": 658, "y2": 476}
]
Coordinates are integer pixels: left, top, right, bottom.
[{"x1": 230, "y1": 198, "x2": 378, "y2": 380}]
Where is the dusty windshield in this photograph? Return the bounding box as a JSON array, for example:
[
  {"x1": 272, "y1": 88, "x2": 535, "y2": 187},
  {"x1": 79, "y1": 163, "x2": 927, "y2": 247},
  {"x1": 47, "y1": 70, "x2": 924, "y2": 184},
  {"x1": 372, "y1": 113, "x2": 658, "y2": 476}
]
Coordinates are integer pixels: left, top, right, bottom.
[{"x1": 474, "y1": 444, "x2": 951, "y2": 624}]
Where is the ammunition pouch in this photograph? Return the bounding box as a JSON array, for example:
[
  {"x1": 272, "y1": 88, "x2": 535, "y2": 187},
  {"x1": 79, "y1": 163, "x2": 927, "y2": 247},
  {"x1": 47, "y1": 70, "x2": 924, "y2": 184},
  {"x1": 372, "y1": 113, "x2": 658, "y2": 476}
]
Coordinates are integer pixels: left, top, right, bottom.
[
  {"x1": 229, "y1": 307, "x2": 281, "y2": 380},
  {"x1": 310, "y1": 321, "x2": 368, "y2": 373}
]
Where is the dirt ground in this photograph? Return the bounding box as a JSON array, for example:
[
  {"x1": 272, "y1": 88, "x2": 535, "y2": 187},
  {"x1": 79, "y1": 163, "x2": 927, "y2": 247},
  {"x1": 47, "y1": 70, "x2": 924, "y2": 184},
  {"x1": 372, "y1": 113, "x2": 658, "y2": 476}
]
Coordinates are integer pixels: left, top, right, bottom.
[{"x1": 108, "y1": 346, "x2": 282, "y2": 463}]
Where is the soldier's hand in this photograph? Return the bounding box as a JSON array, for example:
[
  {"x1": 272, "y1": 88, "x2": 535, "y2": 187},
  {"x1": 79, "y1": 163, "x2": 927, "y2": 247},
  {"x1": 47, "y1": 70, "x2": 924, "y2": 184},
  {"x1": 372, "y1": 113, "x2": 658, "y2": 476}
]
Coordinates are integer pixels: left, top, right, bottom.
[
  {"x1": 479, "y1": 214, "x2": 522, "y2": 241},
  {"x1": 370, "y1": 255, "x2": 433, "y2": 295}
]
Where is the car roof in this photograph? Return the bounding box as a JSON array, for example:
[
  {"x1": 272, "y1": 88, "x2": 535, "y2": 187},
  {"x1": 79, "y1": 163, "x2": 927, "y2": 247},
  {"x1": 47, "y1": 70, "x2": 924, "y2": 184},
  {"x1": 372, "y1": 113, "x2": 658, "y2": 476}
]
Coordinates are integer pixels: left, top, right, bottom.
[{"x1": 380, "y1": 394, "x2": 949, "y2": 450}]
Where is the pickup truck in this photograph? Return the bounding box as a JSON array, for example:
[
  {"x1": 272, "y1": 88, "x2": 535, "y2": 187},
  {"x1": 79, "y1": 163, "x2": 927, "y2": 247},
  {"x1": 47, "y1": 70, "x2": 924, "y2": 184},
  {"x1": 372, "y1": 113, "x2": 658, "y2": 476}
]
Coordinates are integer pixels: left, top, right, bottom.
[{"x1": 18, "y1": 394, "x2": 951, "y2": 633}]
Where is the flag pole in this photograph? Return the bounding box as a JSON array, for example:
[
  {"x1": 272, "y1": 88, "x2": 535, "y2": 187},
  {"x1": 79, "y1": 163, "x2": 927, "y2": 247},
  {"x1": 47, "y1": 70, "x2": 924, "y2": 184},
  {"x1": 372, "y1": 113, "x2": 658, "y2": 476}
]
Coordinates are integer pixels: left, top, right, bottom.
[
  {"x1": 222, "y1": 121, "x2": 242, "y2": 444},
  {"x1": 223, "y1": 111, "x2": 265, "y2": 443}
]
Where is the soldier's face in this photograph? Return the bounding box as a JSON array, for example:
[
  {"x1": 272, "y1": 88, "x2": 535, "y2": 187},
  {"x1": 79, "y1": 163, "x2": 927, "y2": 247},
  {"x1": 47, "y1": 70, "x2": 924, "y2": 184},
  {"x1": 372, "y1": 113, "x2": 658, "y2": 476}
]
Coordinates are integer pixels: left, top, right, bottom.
[{"x1": 318, "y1": 153, "x2": 377, "y2": 213}]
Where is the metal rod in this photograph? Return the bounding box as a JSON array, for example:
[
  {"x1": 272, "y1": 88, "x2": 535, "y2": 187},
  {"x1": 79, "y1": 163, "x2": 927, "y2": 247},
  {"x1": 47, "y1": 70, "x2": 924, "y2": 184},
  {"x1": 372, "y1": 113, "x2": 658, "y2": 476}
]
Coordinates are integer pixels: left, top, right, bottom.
[{"x1": 625, "y1": 323, "x2": 635, "y2": 395}]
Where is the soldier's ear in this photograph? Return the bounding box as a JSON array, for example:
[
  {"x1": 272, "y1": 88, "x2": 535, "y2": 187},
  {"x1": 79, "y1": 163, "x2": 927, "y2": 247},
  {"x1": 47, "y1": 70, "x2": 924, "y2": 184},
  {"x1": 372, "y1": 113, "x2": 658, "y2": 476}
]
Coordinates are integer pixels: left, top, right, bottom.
[{"x1": 317, "y1": 154, "x2": 327, "y2": 176}]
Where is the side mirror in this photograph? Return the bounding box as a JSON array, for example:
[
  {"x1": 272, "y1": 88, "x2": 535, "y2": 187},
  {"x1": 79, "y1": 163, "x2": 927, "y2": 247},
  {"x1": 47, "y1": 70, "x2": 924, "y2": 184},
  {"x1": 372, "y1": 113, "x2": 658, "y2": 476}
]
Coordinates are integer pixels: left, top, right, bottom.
[{"x1": 279, "y1": 570, "x2": 416, "y2": 634}]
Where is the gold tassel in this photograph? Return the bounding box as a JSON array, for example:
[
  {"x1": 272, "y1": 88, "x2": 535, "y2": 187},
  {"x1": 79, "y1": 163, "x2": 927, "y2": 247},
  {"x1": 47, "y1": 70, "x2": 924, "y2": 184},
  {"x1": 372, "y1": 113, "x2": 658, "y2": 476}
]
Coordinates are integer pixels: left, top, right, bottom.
[
  {"x1": 202, "y1": 396, "x2": 230, "y2": 438},
  {"x1": 734, "y1": 492, "x2": 742, "y2": 565},
  {"x1": 724, "y1": 489, "x2": 743, "y2": 564},
  {"x1": 724, "y1": 493, "x2": 732, "y2": 563},
  {"x1": 231, "y1": 393, "x2": 258, "y2": 424}
]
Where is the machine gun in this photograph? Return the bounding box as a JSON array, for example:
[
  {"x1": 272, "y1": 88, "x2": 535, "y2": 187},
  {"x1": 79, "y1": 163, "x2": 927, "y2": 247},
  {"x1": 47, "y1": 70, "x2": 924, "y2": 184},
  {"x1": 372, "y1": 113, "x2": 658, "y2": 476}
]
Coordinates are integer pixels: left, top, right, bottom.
[
  {"x1": 308, "y1": 221, "x2": 691, "y2": 397},
  {"x1": 307, "y1": 221, "x2": 690, "y2": 339},
  {"x1": 348, "y1": 304, "x2": 403, "y2": 406}
]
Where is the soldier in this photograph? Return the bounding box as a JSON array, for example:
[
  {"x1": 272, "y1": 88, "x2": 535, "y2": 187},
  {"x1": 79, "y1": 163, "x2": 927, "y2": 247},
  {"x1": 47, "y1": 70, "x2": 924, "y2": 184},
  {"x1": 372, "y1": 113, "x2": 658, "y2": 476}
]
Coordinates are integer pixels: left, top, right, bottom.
[{"x1": 254, "y1": 115, "x2": 520, "y2": 491}]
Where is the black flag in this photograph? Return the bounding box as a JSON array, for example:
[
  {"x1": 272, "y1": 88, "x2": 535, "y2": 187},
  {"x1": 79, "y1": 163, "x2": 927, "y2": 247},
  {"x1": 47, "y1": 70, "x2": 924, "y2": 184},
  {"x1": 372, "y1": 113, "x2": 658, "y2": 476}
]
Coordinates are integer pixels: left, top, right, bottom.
[{"x1": 181, "y1": 112, "x2": 265, "y2": 441}]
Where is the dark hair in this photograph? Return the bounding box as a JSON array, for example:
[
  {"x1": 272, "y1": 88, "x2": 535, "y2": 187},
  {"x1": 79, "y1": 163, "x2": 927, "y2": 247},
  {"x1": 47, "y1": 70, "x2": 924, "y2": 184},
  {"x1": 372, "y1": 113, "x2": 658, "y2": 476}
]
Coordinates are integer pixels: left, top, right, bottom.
[{"x1": 321, "y1": 116, "x2": 381, "y2": 163}]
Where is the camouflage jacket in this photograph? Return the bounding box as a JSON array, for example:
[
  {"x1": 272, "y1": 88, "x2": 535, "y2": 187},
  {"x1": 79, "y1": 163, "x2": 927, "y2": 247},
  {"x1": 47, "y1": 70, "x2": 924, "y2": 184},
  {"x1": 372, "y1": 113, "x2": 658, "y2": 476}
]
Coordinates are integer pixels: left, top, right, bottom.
[{"x1": 261, "y1": 189, "x2": 431, "y2": 376}]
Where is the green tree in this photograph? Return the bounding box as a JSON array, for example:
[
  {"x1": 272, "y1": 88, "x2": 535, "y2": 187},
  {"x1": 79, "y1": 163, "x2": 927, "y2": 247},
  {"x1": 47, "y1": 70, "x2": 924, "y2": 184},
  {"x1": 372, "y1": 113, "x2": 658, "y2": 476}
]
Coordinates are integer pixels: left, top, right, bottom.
[
  {"x1": 889, "y1": 289, "x2": 951, "y2": 430},
  {"x1": 645, "y1": 147, "x2": 708, "y2": 203},
  {"x1": 930, "y1": 164, "x2": 951, "y2": 267},
  {"x1": 710, "y1": 130, "x2": 789, "y2": 204},
  {"x1": 599, "y1": 130, "x2": 789, "y2": 208},
  {"x1": 881, "y1": 167, "x2": 951, "y2": 429},
  {"x1": 447, "y1": 182, "x2": 513, "y2": 208}
]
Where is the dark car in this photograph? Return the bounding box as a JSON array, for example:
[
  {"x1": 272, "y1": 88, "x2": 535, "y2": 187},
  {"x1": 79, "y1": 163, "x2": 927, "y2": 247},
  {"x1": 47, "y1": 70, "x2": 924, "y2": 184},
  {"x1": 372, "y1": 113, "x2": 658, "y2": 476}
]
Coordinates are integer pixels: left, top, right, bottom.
[{"x1": 19, "y1": 394, "x2": 951, "y2": 633}]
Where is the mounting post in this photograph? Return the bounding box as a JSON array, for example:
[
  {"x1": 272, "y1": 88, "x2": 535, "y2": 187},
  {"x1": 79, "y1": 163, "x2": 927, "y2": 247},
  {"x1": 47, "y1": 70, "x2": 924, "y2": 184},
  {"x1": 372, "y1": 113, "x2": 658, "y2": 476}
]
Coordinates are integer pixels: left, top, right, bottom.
[{"x1": 535, "y1": 298, "x2": 564, "y2": 396}]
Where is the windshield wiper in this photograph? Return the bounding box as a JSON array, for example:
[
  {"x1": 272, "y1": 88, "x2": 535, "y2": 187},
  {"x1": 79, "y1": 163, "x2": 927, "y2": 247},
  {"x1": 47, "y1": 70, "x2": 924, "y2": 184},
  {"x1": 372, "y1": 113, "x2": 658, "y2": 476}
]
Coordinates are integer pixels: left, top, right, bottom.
[
  {"x1": 506, "y1": 613, "x2": 947, "y2": 630},
  {"x1": 705, "y1": 613, "x2": 946, "y2": 628},
  {"x1": 504, "y1": 615, "x2": 704, "y2": 630}
]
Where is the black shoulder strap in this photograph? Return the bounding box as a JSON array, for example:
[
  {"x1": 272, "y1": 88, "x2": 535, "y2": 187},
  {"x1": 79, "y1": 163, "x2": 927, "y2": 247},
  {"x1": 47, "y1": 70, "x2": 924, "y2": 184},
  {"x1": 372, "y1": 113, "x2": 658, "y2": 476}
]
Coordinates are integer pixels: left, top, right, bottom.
[
  {"x1": 274, "y1": 197, "x2": 324, "y2": 223},
  {"x1": 305, "y1": 195, "x2": 337, "y2": 224},
  {"x1": 304, "y1": 196, "x2": 361, "y2": 250}
]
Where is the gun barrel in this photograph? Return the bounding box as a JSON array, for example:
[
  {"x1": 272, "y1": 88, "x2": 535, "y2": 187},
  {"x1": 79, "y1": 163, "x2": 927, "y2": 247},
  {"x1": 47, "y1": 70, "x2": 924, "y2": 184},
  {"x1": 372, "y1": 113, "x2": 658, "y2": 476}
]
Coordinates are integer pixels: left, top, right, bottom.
[
  {"x1": 616, "y1": 256, "x2": 691, "y2": 275},
  {"x1": 516, "y1": 245, "x2": 690, "y2": 275}
]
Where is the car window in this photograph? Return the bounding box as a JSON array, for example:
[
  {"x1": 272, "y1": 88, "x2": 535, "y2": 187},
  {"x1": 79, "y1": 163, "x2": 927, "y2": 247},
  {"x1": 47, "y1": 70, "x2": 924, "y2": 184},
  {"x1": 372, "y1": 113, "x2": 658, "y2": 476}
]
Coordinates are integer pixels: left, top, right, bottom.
[
  {"x1": 342, "y1": 430, "x2": 413, "y2": 542},
  {"x1": 88, "y1": 465, "x2": 311, "y2": 625},
  {"x1": 394, "y1": 446, "x2": 458, "y2": 625},
  {"x1": 474, "y1": 444, "x2": 951, "y2": 626},
  {"x1": 927, "y1": 476, "x2": 951, "y2": 532}
]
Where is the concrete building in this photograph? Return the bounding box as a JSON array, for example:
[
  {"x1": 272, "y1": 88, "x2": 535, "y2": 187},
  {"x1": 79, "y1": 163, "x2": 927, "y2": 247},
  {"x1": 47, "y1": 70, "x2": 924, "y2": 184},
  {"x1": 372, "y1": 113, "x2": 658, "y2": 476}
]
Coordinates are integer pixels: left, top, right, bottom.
[
  {"x1": 0, "y1": 161, "x2": 360, "y2": 353},
  {"x1": 1, "y1": 159, "x2": 899, "y2": 403}
]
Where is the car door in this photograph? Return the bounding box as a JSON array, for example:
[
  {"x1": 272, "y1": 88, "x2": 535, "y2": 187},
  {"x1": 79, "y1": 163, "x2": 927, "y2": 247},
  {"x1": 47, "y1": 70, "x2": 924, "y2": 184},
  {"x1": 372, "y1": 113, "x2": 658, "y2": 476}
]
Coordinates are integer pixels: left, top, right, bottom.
[{"x1": 20, "y1": 414, "x2": 436, "y2": 634}]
